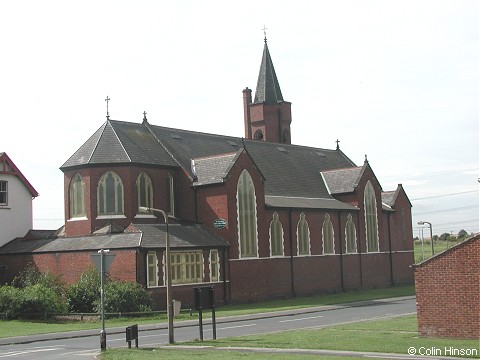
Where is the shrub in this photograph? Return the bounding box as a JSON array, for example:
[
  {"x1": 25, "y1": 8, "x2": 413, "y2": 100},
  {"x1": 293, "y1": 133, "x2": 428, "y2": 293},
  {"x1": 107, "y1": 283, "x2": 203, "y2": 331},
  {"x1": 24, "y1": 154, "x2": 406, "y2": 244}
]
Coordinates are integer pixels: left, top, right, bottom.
[
  {"x1": 13, "y1": 264, "x2": 65, "y2": 296},
  {"x1": 66, "y1": 267, "x2": 101, "y2": 313},
  {"x1": 0, "y1": 285, "x2": 22, "y2": 318},
  {"x1": 18, "y1": 284, "x2": 67, "y2": 318},
  {"x1": 100, "y1": 281, "x2": 152, "y2": 313}
]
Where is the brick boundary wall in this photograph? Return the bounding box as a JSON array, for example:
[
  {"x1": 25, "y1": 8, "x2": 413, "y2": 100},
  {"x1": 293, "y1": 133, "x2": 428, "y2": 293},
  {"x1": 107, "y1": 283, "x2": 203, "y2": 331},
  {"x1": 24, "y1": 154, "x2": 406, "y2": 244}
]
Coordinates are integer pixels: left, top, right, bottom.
[{"x1": 414, "y1": 234, "x2": 479, "y2": 339}]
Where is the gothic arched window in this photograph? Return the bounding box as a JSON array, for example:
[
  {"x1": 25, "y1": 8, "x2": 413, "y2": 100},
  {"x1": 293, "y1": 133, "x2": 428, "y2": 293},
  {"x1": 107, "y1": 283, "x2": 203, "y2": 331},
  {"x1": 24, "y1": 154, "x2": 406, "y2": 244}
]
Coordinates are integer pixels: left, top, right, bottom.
[
  {"x1": 254, "y1": 129, "x2": 264, "y2": 141},
  {"x1": 345, "y1": 214, "x2": 357, "y2": 253},
  {"x1": 297, "y1": 212, "x2": 310, "y2": 255},
  {"x1": 136, "y1": 172, "x2": 153, "y2": 211},
  {"x1": 322, "y1": 213, "x2": 334, "y2": 254},
  {"x1": 69, "y1": 173, "x2": 86, "y2": 218},
  {"x1": 364, "y1": 181, "x2": 379, "y2": 252},
  {"x1": 270, "y1": 212, "x2": 284, "y2": 256},
  {"x1": 236, "y1": 170, "x2": 258, "y2": 258},
  {"x1": 97, "y1": 171, "x2": 124, "y2": 216}
]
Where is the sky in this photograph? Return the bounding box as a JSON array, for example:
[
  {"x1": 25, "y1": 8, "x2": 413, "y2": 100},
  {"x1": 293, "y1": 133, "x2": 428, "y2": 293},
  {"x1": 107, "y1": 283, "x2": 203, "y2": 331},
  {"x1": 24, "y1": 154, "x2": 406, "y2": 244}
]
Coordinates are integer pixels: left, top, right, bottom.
[{"x1": 1, "y1": 0, "x2": 478, "y2": 237}]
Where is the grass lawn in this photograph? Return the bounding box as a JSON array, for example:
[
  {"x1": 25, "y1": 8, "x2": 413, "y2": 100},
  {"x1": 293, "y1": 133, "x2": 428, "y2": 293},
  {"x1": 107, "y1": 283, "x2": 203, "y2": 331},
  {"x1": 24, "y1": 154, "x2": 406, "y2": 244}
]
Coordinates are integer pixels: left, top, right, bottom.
[
  {"x1": 0, "y1": 285, "x2": 414, "y2": 338},
  {"x1": 414, "y1": 240, "x2": 459, "y2": 263},
  {"x1": 102, "y1": 348, "x2": 361, "y2": 359},
  {"x1": 100, "y1": 314, "x2": 479, "y2": 359}
]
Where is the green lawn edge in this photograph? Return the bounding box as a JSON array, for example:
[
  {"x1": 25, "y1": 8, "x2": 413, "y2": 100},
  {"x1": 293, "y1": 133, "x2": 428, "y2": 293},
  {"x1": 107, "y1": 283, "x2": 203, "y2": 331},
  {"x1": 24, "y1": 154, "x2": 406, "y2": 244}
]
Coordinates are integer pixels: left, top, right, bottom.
[
  {"x1": 100, "y1": 314, "x2": 479, "y2": 360},
  {"x1": 0, "y1": 285, "x2": 414, "y2": 338}
]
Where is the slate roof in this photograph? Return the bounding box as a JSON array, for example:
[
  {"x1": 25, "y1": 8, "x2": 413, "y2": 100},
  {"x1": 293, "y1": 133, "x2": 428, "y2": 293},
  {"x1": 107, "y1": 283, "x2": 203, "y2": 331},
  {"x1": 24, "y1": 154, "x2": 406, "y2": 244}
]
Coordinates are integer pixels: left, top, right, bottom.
[
  {"x1": 192, "y1": 151, "x2": 240, "y2": 186},
  {"x1": 0, "y1": 233, "x2": 142, "y2": 254},
  {"x1": 61, "y1": 119, "x2": 358, "y2": 208},
  {"x1": 382, "y1": 191, "x2": 396, "y2": 207},
  {"x1": 265, "y1": 196, "x2": 358, "y2": 211},
  {"x1": 321, "y1": 167, "x2": 362, "y2": 194},
  {"x1": 128, "y1": 223, "x2": 229, "y2": 249},
  {"x1": 0, "y1": 223, "x2": 229, "y2": 255},
  {"x1": 254, "y1": 40, "x2": 284, "y2": 104},
  {"x1": 61, "y1": 120, "x2": 177, "y2": 169}
]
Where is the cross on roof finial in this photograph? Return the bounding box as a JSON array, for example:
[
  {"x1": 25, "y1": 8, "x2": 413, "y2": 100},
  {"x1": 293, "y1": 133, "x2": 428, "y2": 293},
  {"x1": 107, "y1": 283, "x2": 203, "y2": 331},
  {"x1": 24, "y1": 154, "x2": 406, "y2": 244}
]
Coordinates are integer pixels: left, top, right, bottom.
[
  {"x1": 262, "y1": 25, "x2": 268, "y2": 43},
  {"x1": 143, "y1": 111, "x2": 148, "y2": 123},
  {"x1": 335, "y1": 139, "x2": 340, "y2": 150},
  {"x1": 105, "y1": 96, "x2": 110, "y2": 120}
]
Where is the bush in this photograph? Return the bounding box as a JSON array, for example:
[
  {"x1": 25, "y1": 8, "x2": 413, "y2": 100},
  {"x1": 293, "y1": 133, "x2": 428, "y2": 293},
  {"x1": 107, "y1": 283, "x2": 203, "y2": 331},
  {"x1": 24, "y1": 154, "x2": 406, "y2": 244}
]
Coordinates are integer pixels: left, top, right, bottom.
[
  {"x1": 66, "y1": 267, "x2": 101, "y2": 313},
  {"x1": 13, "y1": 264, "x2": 65, "y2": 297},
  {"x1": 20, "y1": 284, "x2": 68, "y2": 317},
  {"x1": 0, "y1": 285, "x2": 22, "y2": 318},
  {"x1": 100, "y1": 281, "x2": 152, "y2": 313}
]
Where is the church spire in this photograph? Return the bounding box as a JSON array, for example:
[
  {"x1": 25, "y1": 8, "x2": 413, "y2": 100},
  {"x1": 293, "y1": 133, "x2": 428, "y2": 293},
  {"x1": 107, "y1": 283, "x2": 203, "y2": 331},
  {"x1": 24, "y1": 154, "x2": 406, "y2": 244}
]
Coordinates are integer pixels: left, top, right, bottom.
[
  {"x1": 243, "y1": 35, "x2": 292, "y2": 144},
  {"x1": 254, "y1": 40, "x2": 284, "y2": 104}
]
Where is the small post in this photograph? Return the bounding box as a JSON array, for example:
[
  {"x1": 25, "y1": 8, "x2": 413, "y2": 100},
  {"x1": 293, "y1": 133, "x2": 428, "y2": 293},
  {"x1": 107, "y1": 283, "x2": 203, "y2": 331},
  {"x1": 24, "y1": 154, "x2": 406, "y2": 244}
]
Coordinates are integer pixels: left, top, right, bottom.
[
  {"x1": 198, "y1": 306, "x2": 203, "y2": 341},
  {"x1": 99, "y1": 249, "x2": 109, "y2": 351},
  {"x1": 212, "y1": 304, "x2": 216, "y2": 340}
]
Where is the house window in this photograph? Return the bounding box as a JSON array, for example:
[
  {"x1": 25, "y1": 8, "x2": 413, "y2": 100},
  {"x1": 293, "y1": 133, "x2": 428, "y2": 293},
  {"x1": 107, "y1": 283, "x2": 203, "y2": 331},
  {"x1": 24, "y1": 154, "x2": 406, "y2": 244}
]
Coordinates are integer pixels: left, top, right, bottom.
[
  {"x1": 147, "y1": 251, "x2": 158, "y2": 287},
  {"x1": 297, "y1": 212, "x2": 310, "y2": 255},
  {"x1": 236, "y1": 170, "x2": 258, "y2": 258},
  {"x1": 168, "y1": 173, "x2": 175, "y2": 216},
  {"x1": 69, "y1": 174, "x2": 86, "y2": 218},
  {"x1": 97, "y1": 171, "x2": 124, "y2": 216},
  {"x1": 170, "y1": 251, "x2": 203, "y2": 284},
  {"x1": 136, "y1": 172, "x2": 153, "y2": 211},
  {"x1": 0, "y1": 181, "x2": 7, "y2": 206},
  {"x1": 270, "y1": 212, "x2": 284, "y2": 256},
  {"x1": 364, "y1": 181, "x2": 379, "y2": 252},
  {"x1": 345, "y1": 214, "x2": 357, "y2": 253},
  {"x1": 322, "y1": 213, "x2": 334, "y2": 254},
  {"x1": 210, "y1": 250, "x2": 220, "y2": 282}
]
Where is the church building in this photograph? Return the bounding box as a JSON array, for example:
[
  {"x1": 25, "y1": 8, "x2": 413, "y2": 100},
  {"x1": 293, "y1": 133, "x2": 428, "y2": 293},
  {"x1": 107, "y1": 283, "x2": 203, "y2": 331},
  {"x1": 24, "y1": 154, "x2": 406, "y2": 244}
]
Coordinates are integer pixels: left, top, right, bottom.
[{"x1": 0, "y1": 39, "x2": 414, "y2": 308}]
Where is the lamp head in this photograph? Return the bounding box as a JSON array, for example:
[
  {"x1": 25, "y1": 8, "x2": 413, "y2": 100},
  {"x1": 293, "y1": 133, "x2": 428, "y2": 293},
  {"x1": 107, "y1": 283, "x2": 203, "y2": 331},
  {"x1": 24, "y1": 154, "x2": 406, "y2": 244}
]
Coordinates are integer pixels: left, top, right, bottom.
[
  {"x1": 138, "y1": 206, "x2": 150, "y2": 213},
  {"x1": 417, "y1": 221, "x2": 425, "y2": 225}
]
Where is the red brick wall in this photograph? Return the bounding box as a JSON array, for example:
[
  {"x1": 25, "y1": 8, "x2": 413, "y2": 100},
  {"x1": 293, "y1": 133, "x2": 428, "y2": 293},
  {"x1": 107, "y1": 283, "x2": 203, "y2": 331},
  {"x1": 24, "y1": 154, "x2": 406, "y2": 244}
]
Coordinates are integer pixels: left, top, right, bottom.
[
  {"x1": 0, "y1": 250, "x2": 137, "y2": 284},
  {"x1": 249, "y1": 102, "x2": 292, "y2": 144},
  {"x1": 63, "y1": 166, "x2": 180, "y2": 236},
  {"x1": 414, "y1": 235, "x2": 479, "y2": 339}
]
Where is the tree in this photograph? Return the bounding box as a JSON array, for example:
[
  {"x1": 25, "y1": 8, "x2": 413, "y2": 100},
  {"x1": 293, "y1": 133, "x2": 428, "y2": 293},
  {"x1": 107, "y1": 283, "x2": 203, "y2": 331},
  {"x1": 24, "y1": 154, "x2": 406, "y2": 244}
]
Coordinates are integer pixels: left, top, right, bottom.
[
  {"x1": 439, "y1": 233, "x2": 450, "y2": 241},
  {"x1": 457, "y1": 229, "x2": 468, "y2": 239}
]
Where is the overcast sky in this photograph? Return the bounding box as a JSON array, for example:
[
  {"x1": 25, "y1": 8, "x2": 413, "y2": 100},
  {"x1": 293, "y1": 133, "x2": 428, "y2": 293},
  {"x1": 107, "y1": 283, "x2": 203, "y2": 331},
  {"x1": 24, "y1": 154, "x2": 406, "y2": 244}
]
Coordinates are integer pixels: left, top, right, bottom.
[{"x1": 1, "y1": 0, "x2": 478, "y2": 236}]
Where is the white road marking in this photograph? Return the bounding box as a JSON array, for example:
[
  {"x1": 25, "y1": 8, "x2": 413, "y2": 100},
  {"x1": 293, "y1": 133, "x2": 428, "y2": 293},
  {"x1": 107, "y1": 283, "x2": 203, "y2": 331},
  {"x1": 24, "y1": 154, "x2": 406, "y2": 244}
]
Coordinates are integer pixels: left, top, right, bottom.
[{"x1": 279, "y1": 315, "x2": 323, "y2": 323}]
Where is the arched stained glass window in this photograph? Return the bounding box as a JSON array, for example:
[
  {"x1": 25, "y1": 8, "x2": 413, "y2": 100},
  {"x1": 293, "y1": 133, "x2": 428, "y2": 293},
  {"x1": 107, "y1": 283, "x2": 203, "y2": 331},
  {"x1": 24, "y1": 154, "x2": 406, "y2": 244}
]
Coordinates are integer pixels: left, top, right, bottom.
[
  {"x1": 97, "y1": 171, "x2": 124, "y2": 216},
  {"x1": 270, "y1": 212, "x2": 284, "y2": 256},
  {"x1": 69, "y1": 173, "x2": 86, "y2": 218},
  {"x1": 322, "y1": 213, "x2": 334, "y2": 254},
  {"x1": 297, "y1": 213, "x2": 310, "y2": 255},
  {"x1": 364, "y1": 181, "x2": 379, "y2": 252},
  {"x1": 236, "y1": 170, "x2": 258, "y2": 258},
  {"x1": 136, "y1": 172, "x2": 153, "y2": 211},
  {"x1": 345, "y1": 214, "x2": 357, "y2": 253}
]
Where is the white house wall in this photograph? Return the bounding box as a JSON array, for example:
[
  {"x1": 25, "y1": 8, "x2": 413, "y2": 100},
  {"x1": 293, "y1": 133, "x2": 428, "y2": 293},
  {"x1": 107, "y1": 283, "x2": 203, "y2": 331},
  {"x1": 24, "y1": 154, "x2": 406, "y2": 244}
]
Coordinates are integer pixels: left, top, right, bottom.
[{"x1": 0, "y1": 174, "x2": 33, "y2": 247}]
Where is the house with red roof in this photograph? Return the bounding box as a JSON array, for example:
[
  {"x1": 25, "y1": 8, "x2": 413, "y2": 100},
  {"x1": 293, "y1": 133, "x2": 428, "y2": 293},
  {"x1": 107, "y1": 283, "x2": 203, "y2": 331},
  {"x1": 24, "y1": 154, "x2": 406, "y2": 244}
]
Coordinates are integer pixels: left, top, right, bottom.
[{"x1": 0, "y1": 152, "x2": 39, "y2": 248}]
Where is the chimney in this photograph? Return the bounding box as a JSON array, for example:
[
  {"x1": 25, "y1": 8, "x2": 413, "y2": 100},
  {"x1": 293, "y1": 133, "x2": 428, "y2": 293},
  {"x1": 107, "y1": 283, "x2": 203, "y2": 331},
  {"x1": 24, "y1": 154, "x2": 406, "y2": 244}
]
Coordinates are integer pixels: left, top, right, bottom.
[{"x1": 243, "y1": 87, "x2": 252, "y2": 139}]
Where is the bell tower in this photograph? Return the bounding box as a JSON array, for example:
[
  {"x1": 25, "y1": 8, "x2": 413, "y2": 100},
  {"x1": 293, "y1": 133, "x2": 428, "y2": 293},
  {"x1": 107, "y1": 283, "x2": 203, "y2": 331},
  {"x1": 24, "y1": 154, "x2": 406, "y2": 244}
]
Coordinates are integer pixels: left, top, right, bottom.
[{"x1": 243, "y1": 38, "x2": 292, "y2": 144}]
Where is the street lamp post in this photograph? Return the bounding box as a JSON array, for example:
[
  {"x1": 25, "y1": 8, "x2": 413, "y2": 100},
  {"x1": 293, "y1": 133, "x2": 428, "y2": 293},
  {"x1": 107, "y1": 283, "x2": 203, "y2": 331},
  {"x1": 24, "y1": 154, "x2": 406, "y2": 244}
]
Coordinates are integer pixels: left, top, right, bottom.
[
  {"x1": 418, "y1": 221, "x2": 434, "y2": 256},
  {"x1": 139, "y1": 206, "x2": 174, "y2": 344}
]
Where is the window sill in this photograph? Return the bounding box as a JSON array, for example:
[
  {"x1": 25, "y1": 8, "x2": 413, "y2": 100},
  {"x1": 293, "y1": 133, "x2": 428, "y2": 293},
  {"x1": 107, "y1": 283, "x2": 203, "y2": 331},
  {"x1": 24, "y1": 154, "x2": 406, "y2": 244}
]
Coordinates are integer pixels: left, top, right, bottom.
[
  {"x1": 134, "y1": 214, "x2": 156, "y2": 219},
  {"x1": 0, "y1": 206, "x2": 10, "y2": 210},
  {"x1": 67, "y1": 216, "x2": 88, "y2": 222},
  {"x1": 96, "y1": 215, "x2": 126, "y2": 220}
]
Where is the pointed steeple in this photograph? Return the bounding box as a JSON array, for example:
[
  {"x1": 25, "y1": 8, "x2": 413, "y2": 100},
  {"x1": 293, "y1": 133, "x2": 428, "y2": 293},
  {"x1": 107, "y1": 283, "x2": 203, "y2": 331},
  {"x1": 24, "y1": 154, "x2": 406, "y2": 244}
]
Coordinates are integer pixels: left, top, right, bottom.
[
  {"x1": 254, "y1": 39, "x2": 284, "y2": 104},
  {"x1": 243, "y1": 37, "x2": 292, "y2": 144}
]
